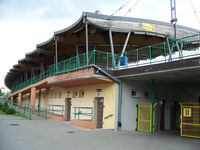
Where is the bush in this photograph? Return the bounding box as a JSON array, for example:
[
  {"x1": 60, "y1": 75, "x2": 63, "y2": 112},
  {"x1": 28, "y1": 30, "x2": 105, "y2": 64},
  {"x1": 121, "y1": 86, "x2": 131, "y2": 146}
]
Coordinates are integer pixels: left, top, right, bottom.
[
  {"x1": 0, "y1": 103, "x2": 2, "y2": 110},
  {"x1": 2, "y1": 101, "x2": 9, "y2": 113},
  {"x1": 6, "y1": 108, "x2": 16, "y2": 114}
]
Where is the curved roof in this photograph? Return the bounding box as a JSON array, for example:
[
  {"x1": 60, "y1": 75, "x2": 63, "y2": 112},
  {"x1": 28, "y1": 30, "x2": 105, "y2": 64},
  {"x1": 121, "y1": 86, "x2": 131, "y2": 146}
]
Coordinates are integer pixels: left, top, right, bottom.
[{"x1": 5, "y1": 12, "x2": 200, "y2": 89}]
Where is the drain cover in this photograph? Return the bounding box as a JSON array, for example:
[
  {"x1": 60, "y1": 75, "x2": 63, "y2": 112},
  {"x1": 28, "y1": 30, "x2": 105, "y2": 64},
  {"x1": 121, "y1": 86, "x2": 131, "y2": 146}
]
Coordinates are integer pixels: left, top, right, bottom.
[
  {"x1": 9, "y1": 124, "x2": 20, "y2": 126},
  {"x1": 67, "y1": 131, "x2": 75, "y2": 133}
]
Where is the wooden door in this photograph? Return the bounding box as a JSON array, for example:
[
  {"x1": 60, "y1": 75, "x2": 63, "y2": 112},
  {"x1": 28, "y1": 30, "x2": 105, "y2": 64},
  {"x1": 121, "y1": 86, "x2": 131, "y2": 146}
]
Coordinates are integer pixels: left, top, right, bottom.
[
  {"x1": 96, "y1": 98, "x2": 104, "y2": 128},
  {"x1": 65, "y1": 98, "x2": 71, "y2": 121}
]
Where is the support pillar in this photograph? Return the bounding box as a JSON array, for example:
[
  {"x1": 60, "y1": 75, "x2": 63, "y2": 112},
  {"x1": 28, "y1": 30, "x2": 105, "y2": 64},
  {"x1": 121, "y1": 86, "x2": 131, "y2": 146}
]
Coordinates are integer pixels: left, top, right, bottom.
[
  {"x1": 55, "y1": 38, "x2": 58, "y2": 73},
  {"x1": 18, "y1": 93, "x2": 22, "y2": 104},
  {"x1": 109, "y1": 30, "x2": 116, "y2": 69},
  {"x1": 117, "y1": 32, "x2": 131, "y2": 67},
  {"x1": 30, "y1": 87, "x2": 36, "y2": 110},
  {"x1": 151, "y1": 79, "x2": 155, "y2": 133},
  {"x1": 85, "y1": 21, "x2": 89, "y2": 65},
  {"x1": 76, "y1": 45, "x2": 80, "y2": 66}
]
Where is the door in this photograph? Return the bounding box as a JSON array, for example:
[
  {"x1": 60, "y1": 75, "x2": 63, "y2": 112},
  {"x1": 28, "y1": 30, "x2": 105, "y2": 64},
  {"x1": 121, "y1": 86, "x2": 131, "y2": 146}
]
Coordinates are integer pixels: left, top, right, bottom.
[
  {"x1": 65, "y1": 98, "x2": 71, "y2": 121},
  {"x1": 96, "y1": 98, "x2": 104, "y2": 128},
  {"x1": 160, "y1": 101, "x2": 165, "y2": 130}
]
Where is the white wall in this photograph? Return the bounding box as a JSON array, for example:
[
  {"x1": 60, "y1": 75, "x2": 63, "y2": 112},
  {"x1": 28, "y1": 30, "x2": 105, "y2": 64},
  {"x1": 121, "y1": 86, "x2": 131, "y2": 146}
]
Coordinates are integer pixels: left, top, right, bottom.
[{"x1": 121, "y1": 79, "x2": 200, "y2": 131}]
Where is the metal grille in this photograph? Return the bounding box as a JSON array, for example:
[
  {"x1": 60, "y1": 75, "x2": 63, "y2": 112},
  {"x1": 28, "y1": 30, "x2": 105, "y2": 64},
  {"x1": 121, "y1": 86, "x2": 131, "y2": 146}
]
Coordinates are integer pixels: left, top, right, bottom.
[
  {"x1": 180, "y1": 103, "x2": 200, "y2": 138},
  {"x1": 138, "y1": 102, "x2": 152, "y2": 133},
  {"x1": 137, "y1": 102, "x2": 157, "y2": 133}
]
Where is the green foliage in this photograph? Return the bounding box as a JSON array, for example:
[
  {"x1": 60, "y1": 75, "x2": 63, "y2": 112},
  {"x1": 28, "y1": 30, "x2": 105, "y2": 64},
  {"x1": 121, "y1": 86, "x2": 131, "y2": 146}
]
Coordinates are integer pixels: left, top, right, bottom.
[
  {"x1": 6, "y1": 108, "x2": 16, "y2": 114},
  {"x1": 0, "y1": 103, "x2": 2, "y2": 110},
  {"x1": 2, "y1": 101, "x2": 9, "y2": 113}
]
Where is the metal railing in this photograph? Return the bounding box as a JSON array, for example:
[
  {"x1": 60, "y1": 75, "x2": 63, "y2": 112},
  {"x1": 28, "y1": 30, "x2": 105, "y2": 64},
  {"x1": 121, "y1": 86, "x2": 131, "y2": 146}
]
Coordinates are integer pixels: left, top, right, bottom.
[
  {"x1": 11, "y1": 34, "x2": 200, "y2": 93},
  {"x1": 7, "y1": 100, "x2": 48, "y2": 120},
  {"x1": 117, "y1": 34, "x2": 200, "y2": 68},
  {"x1": 48, "y1": 104, "x2": 64, "y2": 116},
  {"x1": 73, "y1": 106, "x2": 93, "y2": 121},
  {"x1": 12, "y1": 68, "x2": 54, "y2": 93}
]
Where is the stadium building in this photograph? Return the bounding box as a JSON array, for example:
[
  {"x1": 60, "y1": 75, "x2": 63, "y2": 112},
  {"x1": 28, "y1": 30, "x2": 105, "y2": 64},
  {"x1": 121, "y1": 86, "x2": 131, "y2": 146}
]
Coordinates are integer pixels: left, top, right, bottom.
[{"x1": 5, "y1": 12, "x2": 200, "y2": 138}]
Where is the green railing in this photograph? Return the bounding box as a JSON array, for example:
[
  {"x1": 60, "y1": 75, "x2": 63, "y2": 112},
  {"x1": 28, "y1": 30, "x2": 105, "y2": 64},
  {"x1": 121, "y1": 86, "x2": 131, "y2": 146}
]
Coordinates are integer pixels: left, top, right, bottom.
[
  {"x1": 48, "y1": 104, "x2": 64, "y2": 116},
  {"x1": 12, "y1": 67, "x2": 55, "y2": 93},
  {"x1": 73, "y1": 106, "x2": 93, "y2": 121},
  {"x1": 117, "y1": 34, "x2": 200, "y2": 68},
  {"x1": 7, "y1": 100, "x2": 48, "y2": 120},
  {"x1": 11, "y1": 34, "x2": 200, "y2": 93}
]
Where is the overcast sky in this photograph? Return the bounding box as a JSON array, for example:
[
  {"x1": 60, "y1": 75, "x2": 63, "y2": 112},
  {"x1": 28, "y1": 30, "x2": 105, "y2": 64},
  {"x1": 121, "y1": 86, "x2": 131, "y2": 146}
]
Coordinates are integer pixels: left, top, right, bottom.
[{"x1": 0, "y1": 0, "x2": 200, "y2": 92}]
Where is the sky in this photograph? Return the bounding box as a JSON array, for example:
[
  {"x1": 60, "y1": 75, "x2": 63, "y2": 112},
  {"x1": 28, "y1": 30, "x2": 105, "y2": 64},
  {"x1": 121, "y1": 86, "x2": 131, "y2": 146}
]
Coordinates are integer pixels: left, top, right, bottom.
[{"x1": 0, "y1": 0, "x2": 200, "y2": 92}]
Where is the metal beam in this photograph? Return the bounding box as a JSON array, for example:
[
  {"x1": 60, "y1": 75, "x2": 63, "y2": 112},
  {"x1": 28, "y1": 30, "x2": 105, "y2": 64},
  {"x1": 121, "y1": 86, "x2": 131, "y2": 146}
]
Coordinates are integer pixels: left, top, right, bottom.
[
  {"x1": 40, "y1": 62, "x2": 44, "y2": 78},
  {"x1": 55, "y1": 38, "x2": 58, "y2": 73},
  {"x1": 85, "y1": 21, "x2": 89, "y2": 65},
  {"x1": 117, "y1": 32, "x2": 131, "y2": 67},
  {"x1": 76, "y1": 45, "x2": 80, "y2": 67},
  {"x1": 26, "y1": 56, "x2": 53, "y2": 63},
  {"x1": 166, "y1": 37, "x2": 173, "y2": 61},
  {"x1": 170, "y1": 0, "x2": 177, "y2": 39},
  {"x1": 109, "y1": 30, "x2": 116, "y2": 69},
  {"x1": 37, "y1": 48, "x2": 73, "y2": 56}
]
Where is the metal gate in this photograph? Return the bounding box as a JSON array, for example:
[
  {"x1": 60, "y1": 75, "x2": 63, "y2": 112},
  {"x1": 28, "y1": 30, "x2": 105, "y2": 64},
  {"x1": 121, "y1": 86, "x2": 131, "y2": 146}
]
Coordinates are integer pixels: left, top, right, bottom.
[
  {"x1": 137, "y1": 102, "x2": 156, "y2": 133},
  {"x1": 180, "y1": 103, "x2": 200, "y2": 138}
]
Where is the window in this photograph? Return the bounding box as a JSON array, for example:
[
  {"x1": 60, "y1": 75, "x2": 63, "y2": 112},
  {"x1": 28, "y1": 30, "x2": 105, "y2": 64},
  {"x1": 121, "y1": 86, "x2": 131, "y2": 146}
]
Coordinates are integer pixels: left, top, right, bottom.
[
  {"x1": 50, "y1": 93, "x2": 53, "y2": 99},
  {"x1": 73, "y1": 91, "x2": 78, "y2": 98},
  {"x1": 144, "y1": 92, "x2": 150, "y2": 98},
  {"x1": 58, "y1": 91, "x2": 62, "y2": 98},
  {"x1": 79, "y1": 90, "x2": 84, "y2": 98},
  {"x1": 131, "y1": 89, "x2": 140, "y2": 97},
  {"x1": 131, "y1": 90, "x2": 137, "y2": 97},
  {"x1": 54, "y1": 92, "x2": 57, "y2": 98}
]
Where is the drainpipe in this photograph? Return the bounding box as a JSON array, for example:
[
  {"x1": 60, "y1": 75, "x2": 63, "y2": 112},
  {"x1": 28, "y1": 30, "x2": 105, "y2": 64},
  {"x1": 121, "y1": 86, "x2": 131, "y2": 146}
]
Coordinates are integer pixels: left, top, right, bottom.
[
  {"x1": 151, "y1": 79, "x2": 155, "y2": 133},
  {"x1": 91, "y1": 64, "x2": 122, "y2": 131}
]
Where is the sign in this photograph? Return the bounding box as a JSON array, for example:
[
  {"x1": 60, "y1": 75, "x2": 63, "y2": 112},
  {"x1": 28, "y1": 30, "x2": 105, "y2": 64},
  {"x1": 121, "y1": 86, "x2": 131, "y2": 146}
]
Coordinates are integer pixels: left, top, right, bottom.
[
  {"x1": 96, "y1": 89, "x2": 102, "y2": 92},
  {"x1": 142, "y1": 23, "x2": 154, "y2": 32},
  {"x1": 183, "y1": 108, "x2": 192, "y2": 117}
]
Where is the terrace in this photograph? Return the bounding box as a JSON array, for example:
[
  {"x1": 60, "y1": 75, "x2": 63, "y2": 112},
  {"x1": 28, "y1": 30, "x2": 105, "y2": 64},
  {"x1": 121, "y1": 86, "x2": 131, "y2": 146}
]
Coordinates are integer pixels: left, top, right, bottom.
[{"x1": 11, "y1": 34, "x2": 200, "y2": 93}]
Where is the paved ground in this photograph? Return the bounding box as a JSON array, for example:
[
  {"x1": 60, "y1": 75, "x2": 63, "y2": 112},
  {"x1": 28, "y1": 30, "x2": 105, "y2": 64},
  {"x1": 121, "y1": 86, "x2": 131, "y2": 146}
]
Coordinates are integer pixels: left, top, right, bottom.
[{"x1": 0, "y1": 115, "x2": 199, "y2": 150}]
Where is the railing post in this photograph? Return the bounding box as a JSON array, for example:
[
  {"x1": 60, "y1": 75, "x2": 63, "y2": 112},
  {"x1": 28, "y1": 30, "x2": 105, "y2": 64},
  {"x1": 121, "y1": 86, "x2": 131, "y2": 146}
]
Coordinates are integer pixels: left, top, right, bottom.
[
  {"x1": 78, "y1": 107, "x2": 79, "y2": 119},
  {"x1": 45, "y1": 109, "x2": 47, "y2": 120},
  {"x1": 70, "y1": 58, "x2": 71, "y2": 69},
  {"x1": 91, "y1": 108, "x2": 93, "y2": 121},
  {"x1": 24, "y1": 106, "x2": 25, "y2": 116},
  {"x1": 74, "y1": 107, "x2": 76, "y2": 119},
  {"x1": 164, "y1": 42, "x2": 167, "y2": 62},
  {"x1": 125, "y1": 52, "x2": 128, "y2": 68},
  {"x1": 180, "y1": 39, "x2": 183, "y2": 57},
  {"x1": 149, "y1": 46, "x2": 152, "y2": 64},
  {"x1": 93, "y1": 50, "x2": 96, "y2": 65},
  {"x1": 30, "y1": 107, "x2": 31, "y2": 120},
  {"x1": 107, "y1": 52, "x2": 109, "y2": 69},
  {"x1": 62, "y1": 105, "x2": 63, "y2": 116},
  {"x1": 137, "y1": 49, "x2": 139, "y2": 66}
]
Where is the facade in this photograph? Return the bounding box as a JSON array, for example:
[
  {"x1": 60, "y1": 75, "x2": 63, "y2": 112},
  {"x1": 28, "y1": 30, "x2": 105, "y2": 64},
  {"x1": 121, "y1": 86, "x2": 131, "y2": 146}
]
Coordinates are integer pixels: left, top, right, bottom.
[{"x1": 4, "y1": 12, "x2": 200, "y2": 138}]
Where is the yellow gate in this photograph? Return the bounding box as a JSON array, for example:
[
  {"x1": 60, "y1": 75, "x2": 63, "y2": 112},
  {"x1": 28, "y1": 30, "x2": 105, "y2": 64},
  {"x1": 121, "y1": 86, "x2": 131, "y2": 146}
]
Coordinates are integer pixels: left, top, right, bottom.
[
  {"x1": 137, "y1": 102, "x2": 156, "y2": 133},
  {"x1": 180, "y1": 103, "x2": 200, "y2": 138}
]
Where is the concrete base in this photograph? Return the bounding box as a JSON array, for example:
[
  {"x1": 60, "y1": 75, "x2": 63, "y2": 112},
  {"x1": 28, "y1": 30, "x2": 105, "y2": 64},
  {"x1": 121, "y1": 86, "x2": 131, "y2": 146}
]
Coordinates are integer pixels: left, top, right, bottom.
[
  {"x1": 47, "y1": 114, "x2": 64, "y2": 122},
  {"x1": 70, "y1": 119, "x2": 95, "y2": 130}
]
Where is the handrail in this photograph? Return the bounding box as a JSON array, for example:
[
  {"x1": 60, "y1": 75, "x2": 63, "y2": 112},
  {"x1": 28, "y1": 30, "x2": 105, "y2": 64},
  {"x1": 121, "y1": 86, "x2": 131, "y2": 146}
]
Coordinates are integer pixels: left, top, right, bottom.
[
  {"x1": 73, "y1": 106, "x2": 93, "y2": 121},
  {"x1": 48, "y1": 104, "x2": 64, "y2": 115},
  {"x1": 7, "y1": 100, "x2": 48, "y2": 119}
]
